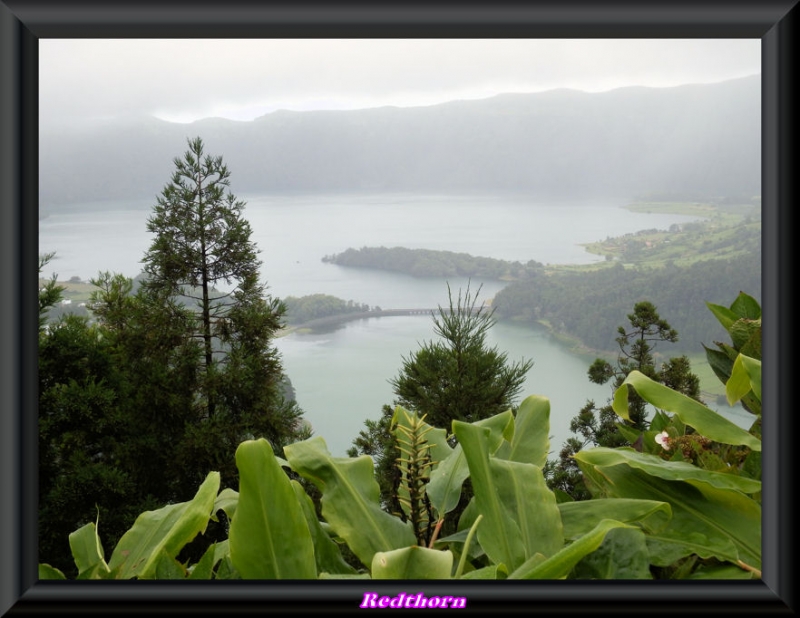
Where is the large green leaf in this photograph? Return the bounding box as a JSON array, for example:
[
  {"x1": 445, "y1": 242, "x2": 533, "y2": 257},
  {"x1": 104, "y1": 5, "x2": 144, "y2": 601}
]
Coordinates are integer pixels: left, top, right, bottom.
[
  {"x1": 68, "y1": 521, "x2": 110, "y2": 578},
  {"x1": 291, "y1": 480, "x2": 357, "y2": 576},
  {"x1": 508, "y1": 519, "x2": 635, "y2": 579},
  {"x1": 229, "y1": 439, "x2": 316, "y2": 579},
  {"x1": 427, "y1": 410, "x2": 514, "y2": 517},
  {"x1": 453, "y1": 420, "x2": 563, "y2": 572},
  {"x1": 575, "y1": 448, "x2": 761, "y2": 495},
  {"x1": 284, "y1": 436, "x2": 415, "y2": 568},
  {"x1": 371, "y1": 546, "x2": 454, "y2": 579},
  {"x1": 574, "y1": 457, "x2": 761, "y2": 570},
  {"x1": 107, "y1": 471, "x2": 220, "y2": 579},
  {"x1": 613, "y1": 370, "x2": 761, "y2": 451},
  {"x1": 729, "y1": 292, "x2": 761, "y2": 320},
  {"x1": 706, "y1": 302, "x2": 739, "y2": 331},
  {"x1": 451, "y1": 422, "x2": 520, "y2": 569},
  {"x1": 727, "y1": 354, "x2": 761, "y2": 406},
  {"x1": 558, "y1": 498, "x2": 672, "y2": 540},
  {"x1": 506, "y1": 395, "x2": 550, "y2": 468},
  {"x1": 571, "y1": 527, "x2": 653, "y2": 579}
]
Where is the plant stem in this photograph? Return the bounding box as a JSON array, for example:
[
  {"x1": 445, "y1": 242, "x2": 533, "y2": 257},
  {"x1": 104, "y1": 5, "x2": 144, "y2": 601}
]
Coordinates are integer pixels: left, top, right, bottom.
[
  {"x1": 454, "y1": 515, "x2": 483, "y2": 579},
  {"x1": 428, "y1": 518, "x2": 445, "y2": 549},
  {"x1": 736, "y1": 559, "x2": 762, "y2": 578}
]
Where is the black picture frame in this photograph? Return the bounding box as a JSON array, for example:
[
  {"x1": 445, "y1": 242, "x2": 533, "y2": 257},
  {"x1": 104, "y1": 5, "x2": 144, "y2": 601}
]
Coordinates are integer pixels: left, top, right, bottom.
[{"x1": 2, "y1": 1, "x2": 796, "y2": 614}]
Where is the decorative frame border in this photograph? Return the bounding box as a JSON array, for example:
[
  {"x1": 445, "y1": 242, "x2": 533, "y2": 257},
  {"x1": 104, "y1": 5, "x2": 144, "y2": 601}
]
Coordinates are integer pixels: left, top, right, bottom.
[{"x1": 2, "y1": 1, "x2": 795, "y2": 614}]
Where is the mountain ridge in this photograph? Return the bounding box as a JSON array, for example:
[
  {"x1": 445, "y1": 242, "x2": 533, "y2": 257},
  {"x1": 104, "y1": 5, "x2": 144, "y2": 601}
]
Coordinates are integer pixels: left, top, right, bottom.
[{"x1": 40, "y1": 75, "x2": 761, "y2": 210}]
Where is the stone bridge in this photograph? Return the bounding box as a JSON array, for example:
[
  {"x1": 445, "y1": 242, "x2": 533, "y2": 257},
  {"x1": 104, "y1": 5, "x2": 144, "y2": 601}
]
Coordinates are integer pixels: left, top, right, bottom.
[{"x1": 283, "y1": 306, "x2": 483, "y2": 333}]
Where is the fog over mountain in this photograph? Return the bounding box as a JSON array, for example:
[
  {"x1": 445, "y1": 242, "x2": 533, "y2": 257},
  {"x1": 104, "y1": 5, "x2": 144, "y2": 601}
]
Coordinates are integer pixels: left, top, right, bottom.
[{"x1": 40, "y1": 75, "x2": 760, "y2": 211}]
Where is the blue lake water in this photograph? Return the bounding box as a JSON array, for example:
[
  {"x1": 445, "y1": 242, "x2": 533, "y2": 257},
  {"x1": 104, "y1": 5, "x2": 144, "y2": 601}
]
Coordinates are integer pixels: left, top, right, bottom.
[{"x1": 40, "y1": 192, "x2": 751, "y2": 456}]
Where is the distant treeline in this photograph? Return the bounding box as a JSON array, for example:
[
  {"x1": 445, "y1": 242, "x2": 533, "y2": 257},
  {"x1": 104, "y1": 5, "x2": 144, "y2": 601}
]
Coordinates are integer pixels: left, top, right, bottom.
[
  {"x1": 492, "y1": 254, "x2": 761, "y2": 356},
  {"x1": 282, "y1": 293, "x2": 376, "y2": 326},
  {"x1": 319, "y1": 245, "x2": 760, "y2": 357},
  {"x1": 322, "y1": 246, "x2": 543, "y2": 280}
]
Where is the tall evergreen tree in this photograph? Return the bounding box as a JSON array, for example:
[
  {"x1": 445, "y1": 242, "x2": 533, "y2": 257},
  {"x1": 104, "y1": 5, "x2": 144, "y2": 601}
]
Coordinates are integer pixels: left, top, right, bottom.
[
  {"x1": 142, "y1": 137, "x2": 261, "y2": 418},
  {"x1": 40, "y1": 138, "x2": 309, "y2": 567},
  {"x1": 137, "y1": 136, "x2": 305, "y2": 486}
]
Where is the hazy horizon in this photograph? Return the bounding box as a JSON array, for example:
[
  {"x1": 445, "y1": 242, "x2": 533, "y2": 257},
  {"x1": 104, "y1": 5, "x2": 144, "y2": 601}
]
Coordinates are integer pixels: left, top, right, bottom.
[{"x1": 40, "y1": 39, "x2": 760, "y2": 129}]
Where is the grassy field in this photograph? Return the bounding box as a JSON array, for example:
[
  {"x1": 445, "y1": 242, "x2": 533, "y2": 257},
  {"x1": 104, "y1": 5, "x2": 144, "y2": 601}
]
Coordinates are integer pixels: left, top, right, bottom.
[
  {"x1": 623, "y1": 200, "x2": 760, "y2": 218},
  {"x1": 576, "y1": 200, "x2": 760, "y2": 270},
  {"x1": 39, "y1": 278, "x2": 97, "y2": 303}
]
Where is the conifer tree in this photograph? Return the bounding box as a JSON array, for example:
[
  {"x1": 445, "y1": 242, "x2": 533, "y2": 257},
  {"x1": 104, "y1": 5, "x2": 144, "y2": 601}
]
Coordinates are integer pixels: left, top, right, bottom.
[
  {"x1": 142, "y1": 137, "x2": 261, "y2": 417},
  {"x1": 547, "y1": 301, "x2": 702, "y2": 500},
  {"x1": 390, "y1": 282, "x2": 534, "y2": 428},
  {"x1": 351, "y1": 283, "x2": 533, "y2": 520},
  {"x1": 137, "y1": 136, "x2": 305, "y2": 485}
]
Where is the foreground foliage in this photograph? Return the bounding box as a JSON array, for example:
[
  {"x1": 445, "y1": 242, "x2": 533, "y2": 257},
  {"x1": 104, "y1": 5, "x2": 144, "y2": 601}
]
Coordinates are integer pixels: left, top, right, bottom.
[
  {"x1": 548, "y1": 300, "x2": 702, "y2": 500},
  {"x1": 41, "y1": 354, "x2": 760, "y2": 579}
]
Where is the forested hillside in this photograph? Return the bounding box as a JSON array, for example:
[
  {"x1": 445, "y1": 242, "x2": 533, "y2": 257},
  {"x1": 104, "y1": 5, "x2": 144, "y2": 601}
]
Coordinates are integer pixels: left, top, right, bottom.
[
  {"x1": 491, "y1": 254, "x2": 760, "y2": 355},
  {"x1": 40, "y1": 75, "x2": 760, "y2": 211},
  {"x1": 320, "y1": 204, "x2": 761, "y2": 357},
  {"x1": 322, "y1": 246, "x2": 543, "y2": 280}
]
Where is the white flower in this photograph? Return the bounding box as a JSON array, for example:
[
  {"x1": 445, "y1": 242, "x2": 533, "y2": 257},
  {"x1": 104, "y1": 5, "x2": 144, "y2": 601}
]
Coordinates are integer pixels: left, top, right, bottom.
[{"x1": 655, "y1": 430, "x2": 671, "y2": 450}]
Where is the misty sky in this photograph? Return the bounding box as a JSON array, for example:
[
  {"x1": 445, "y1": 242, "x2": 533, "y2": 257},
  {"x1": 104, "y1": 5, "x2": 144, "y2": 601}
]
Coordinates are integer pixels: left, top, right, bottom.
[{"x1": 40, "y1": 38, "x2": 760, "y2": 129}]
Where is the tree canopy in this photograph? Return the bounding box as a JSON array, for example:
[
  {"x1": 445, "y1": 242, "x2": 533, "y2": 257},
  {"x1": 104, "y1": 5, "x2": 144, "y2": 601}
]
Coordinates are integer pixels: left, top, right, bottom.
[
  {"x1": 546, "y1": 301, "x2": 702, "y2": 501},
  {"x1": 38, "y1": 139, "x2": 308, "y2": 574},
  {"x1": 390, "y1": 282, "x2": 534, "y2": 428}
]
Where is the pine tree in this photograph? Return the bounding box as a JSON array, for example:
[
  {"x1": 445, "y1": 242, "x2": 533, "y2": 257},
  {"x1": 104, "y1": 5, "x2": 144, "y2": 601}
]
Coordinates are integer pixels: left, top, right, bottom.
[
  {"x1": 136, "y1": 136, "x2": 305, "y2": 486},
  {"x1": 350, "y1": 282, "x2": 533, "y2": 527},
  {"x1": 142, "y1": 137, "x2": 261, "y2": 417},
  {"x1": 547, "y1": 301, "x2": 702, "y2": 500},
  {"x1": 390, "y1": 282, "x2": 534, "y2": 429}
]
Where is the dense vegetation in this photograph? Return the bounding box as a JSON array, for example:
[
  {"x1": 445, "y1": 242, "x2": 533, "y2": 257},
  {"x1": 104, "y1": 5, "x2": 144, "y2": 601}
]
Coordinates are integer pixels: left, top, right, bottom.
[
  {"x1": 348, "y1": 284, "x2": 533, "y2": 534},
  {"x1": 493, "y1": 254, "x2": 760, "y2": 355},
  {"x1": 320, "y1": 208, "x2": 760, "y2": 357},
  {"x1": 323, "y1": 246, "x2": 542, "y2": 280},
  {"x1": 38, "y1": 139, "x2": 763, "y2": 585},
  {"x1": 39, "y1": 290, "x2": 762, "y2": 581},
  {"x1": 38, "y1": 139, "x2": 308, "y2": 576},
  {"x1": 546, "y1": 301, "x2": 703, "y2": 501},
  {"x1": 282, "y1": 293, "x2": 375, "y2": 326}
]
